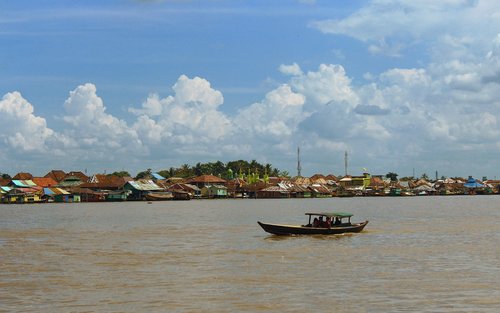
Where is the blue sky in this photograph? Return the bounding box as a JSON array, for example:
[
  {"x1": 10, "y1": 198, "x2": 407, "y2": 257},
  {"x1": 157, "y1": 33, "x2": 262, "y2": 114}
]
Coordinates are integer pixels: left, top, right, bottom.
[{"x1": 2, "y1": 0, "x2": 500, "y2": 179}]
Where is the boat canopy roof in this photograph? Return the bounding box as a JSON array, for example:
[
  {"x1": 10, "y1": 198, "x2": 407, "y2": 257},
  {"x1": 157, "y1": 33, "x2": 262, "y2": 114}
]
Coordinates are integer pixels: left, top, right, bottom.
[{"x1": 305, "y1": 212, "x2": 353, "y2": 218}]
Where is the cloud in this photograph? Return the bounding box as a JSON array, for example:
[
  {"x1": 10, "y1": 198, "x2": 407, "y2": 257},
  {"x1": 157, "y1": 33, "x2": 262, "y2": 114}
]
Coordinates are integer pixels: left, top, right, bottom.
[
  {"x1": 234, "y1": 84, "x2": 306, "y2": 138},
  {"x1": 279, "y1": 63, "x2": 303, "y2": 76},
  {"x1": 63, "y1": 83, "x2": 141, "y2": 150},
  {"x1": 59, "y1": 83, "x2": 148, "y2": 169},
  {"x1": 130, "y1": 75, "x2": 231, "y2": 145},
  {"x1": 0, "y1": 92, "x2": 56, "y2": 152},
  {"x1": 310, "y1": 0, "x2": 500, "y2": 57},
  {"x1": 3, "y1": 0, "x2": 500, "y2": 177},
  {"x1": 354, "y1": 104, "x2": 390, "y2": 115},
  {"x1": 368, "y1": 39, "x2": 404, "y2": 57},
  {"x1": 289, "y1": 64, "x2": 359, "y2": 108},
  {"x1": 2, "y1": 44, "x2": 500, "y2": 176}
]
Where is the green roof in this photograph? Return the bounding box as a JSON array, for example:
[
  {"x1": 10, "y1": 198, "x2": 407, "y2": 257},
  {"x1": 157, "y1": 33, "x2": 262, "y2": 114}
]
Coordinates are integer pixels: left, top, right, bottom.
[{"x1": 305, "y1": 212, "x2": 353, "y2": 218}]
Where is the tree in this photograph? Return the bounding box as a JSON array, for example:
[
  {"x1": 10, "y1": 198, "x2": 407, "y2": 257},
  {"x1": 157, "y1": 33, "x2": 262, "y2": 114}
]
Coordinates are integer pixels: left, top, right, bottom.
[
  {"x1": 157, "y1": 170, "x2": 171, "y2": 179},
  {"x1": 109, "y1": 171, "x2": 131, "y2": 177},
  {"x1": 280, "y1": 170, "x2": 290, "y2": 178},
  {"x1": 153, "y1": 159, "x2": 287, "y2": 180},
  {"x1": 135, "y1": 168, "x2": 152, "y2": 180},
  {"x1": 176, "y1": 164, "x2": 193, "y2": 178},
  {"x1": 386, "y1": 172, "x2": 399, "y2": 182}
]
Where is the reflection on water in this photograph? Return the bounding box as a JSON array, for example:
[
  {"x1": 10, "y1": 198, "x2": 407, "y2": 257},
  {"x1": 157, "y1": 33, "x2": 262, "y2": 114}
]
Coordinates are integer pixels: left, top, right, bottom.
[{"x1": 1, "y1": 197, "x2": 499, "y2": 312}]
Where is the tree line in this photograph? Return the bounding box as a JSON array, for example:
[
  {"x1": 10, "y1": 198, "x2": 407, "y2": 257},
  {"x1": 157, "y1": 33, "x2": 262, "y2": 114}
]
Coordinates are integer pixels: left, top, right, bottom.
[
  {"x1": 125, "y1": 160, "x2": 289, "y2": 180},
  {"x1": 0, "y1": 160, "x2": 287, "y2": 181}
]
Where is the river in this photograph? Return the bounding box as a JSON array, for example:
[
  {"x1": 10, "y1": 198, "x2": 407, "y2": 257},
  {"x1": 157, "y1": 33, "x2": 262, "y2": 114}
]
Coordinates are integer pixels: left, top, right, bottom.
[{"x1": 1, "y1": 196, "x2": 499, "y2": 312}]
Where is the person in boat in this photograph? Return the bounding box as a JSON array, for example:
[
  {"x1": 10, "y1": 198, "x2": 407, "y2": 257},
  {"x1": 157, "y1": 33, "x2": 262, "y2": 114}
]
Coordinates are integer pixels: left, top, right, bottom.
[
  {"x1": 312, "y1": 217, "x2": 319, "y2": 227},
  {"x1": 334, "y1": 217, "x2": 341, "y2": 225},
  {"x1": 324, "y1": 216, "x2": 332, "y2": 228}
]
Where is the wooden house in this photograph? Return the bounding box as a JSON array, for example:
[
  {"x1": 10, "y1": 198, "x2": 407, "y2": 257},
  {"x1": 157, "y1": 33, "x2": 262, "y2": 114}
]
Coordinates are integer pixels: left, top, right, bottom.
[
  {"x1": 201, "y1": 184, "x2": 228, "y2": 198},
  {"x1": 2, "y1": 188, "x2": 42, "y2": 204},
  {"x1": 54, "y1": 193, "x2": 81, "y2": 203},
  {"x1": 187, "y1": 175, "x2": 227, "y2": 189},
  {"x1": 124, "y1": 180, "x2": 164, "y2": 200},
  {"x1": 308, "y1": 184, "x2": 332, "y2": 198},
  {"x1": 166, "y1": 183, "x2": 200, "y2": 199},
  {"x1": 256, "y1": 185, "x2": 290, "y2": 198}
]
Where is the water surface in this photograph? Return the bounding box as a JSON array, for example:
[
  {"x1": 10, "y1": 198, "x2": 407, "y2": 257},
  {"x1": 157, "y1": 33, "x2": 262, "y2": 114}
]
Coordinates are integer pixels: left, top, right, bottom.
[{"x1": 1, "y1": 196, "x2": 499, "y2": 312}]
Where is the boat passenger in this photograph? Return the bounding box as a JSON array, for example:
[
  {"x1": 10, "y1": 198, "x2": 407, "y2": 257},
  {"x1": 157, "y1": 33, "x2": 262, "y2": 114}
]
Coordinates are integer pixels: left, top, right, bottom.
[
  {"x1": 334, "y1": 217, "x2": 341, "y2": 225},
  {"x1": 312, "y1": 217, "x2": 319, "y2": 227},
  {"x1": 324, "y1": 217, "x2": 332, "y2": 228}
]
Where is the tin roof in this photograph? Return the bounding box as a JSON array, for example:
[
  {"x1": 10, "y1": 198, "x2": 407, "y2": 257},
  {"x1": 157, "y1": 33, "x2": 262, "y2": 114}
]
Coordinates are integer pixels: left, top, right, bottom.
[
  {"x1": 11, "y1": 180, "x2": 37, "y2": 188},
  {"x1": 126, "y1": 180, "x2": 163, "y2": 191},
  {"x1": 0, "y1": 186, "x2": 12, "y2": 193},
  {"x1": 152, "y1": 173, "x2": 166, "y2": 180},
  {"x1": 43, "y1": 187, "x2": 70, "y2": 195}
]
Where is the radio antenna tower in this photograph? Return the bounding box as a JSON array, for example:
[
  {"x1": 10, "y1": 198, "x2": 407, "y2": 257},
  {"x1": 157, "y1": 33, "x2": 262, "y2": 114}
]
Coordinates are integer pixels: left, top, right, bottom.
[
  {"x1": 344, "y1": 150, "x2": 348, "y2": 176},
  {"x1": 297, "y1": 147, "x2": 302, "y2": 177}
]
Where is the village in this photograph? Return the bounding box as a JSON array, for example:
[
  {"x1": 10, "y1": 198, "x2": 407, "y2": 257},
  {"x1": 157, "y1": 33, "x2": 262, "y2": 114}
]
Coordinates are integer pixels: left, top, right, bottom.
[{"x1": 0, "y1": 169, "x2": 498, "y2": 204}]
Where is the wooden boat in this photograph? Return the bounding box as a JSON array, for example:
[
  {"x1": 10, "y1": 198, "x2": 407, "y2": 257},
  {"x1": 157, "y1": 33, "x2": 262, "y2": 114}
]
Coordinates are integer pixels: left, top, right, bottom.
[
  {"x1": 258, "y1": 212, "x2": 368, "y2": 235},
  {"x1": 144, "y1": 192, "x2": 174, "y2": 201}
]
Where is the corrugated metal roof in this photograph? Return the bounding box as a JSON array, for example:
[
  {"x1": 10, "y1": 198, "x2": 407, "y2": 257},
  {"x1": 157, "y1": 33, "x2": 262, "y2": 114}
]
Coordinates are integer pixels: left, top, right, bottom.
[
  {"x1": 44, "y1": 187, "x2": 70, "y2": 195},
  {"x1": 43, "y1": 187, "x2": 54, "y2": 195},
  {"x1": 260, "y1": 185, "x2": 289, "y2": 192},
  {"x1": 127, "y1": 180, "x2": 163, "y2": 191},
  {"x1": 53, "y1": 188, "x2": 70, "y2": 195},
  {"x1": 1, "y1": 186, "x2": 12, "y2": 193},
  {"x1": 152, "y1": 173, "x2": 165, "y2": 180},
  {"x1": 11, "y1": 180, "x2": 37, "y2": 187}
]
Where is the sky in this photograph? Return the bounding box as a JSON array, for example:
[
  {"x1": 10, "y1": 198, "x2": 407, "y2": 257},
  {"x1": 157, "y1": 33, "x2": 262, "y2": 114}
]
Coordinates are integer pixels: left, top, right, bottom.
[{"x1": 1, "y1": 0, "x2": 500, "y2": 179}]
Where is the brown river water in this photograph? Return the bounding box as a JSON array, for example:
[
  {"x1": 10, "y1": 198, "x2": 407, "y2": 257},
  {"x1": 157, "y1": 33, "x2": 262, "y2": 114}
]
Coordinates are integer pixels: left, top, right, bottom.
[{"x1": 1, "y1": 196, "x2": 499, "y2": 312}]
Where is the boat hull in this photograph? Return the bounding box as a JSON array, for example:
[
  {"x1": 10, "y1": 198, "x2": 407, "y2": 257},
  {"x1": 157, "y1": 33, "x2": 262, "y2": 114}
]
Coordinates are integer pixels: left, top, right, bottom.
[
  {"x1": 257, "y1": 221, "x2": 368, "y2": 235},
  {"x1": 144, "y1": 193, "x2": 173, "y2": 201}
]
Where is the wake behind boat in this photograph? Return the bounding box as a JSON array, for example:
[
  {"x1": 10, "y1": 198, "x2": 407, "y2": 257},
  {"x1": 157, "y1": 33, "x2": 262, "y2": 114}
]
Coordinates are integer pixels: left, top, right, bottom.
[{"x1": 258, "y1": 212, "x2": 368, "y2": 235}]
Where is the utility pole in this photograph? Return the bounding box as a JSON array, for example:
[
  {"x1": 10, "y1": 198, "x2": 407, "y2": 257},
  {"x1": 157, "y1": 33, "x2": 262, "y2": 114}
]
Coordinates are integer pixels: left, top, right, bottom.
[{"x1": 297, "y1": 147, "x2": 302, "y2": 177}]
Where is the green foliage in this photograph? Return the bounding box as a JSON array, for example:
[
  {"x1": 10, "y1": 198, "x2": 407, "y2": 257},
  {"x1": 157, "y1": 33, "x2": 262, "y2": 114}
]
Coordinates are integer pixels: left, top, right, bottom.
[
  {"x1": 109, "y1": 171, "x2": 131, "y2": 177},
  {"x1": 135, "y1": 168, "x2": 152, "y2": 180},
  {"x1": 386, "y1": 172, "x2": 398, "y2": 182},
  {"x1": 156, "y1": 160, "x2": 285, "y2": 179},
  {"x1": 279, "y1": 170, "x2": 290, "y2": 178},
  {"x1": 1, "y1": 173, "x2": 11, "y2": 179},
  {"x1": 157, "y1": 169, "x2": 171, "y2": 179}
]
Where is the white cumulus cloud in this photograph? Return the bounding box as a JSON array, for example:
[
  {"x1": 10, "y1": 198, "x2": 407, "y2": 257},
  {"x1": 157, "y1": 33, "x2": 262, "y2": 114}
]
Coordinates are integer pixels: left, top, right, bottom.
[
  {"x1": 62, "y1": 83, "x2": 144, "y2": 159},
  {"x1": 130, "y1": 75, "x2": 231, "y2": 145},
  {"x1": 0, "y1": 92, "x2": 56, "y2": 152},
  {"x1": 234, "y1": 84, "x2": 306, "y2": 138}
]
